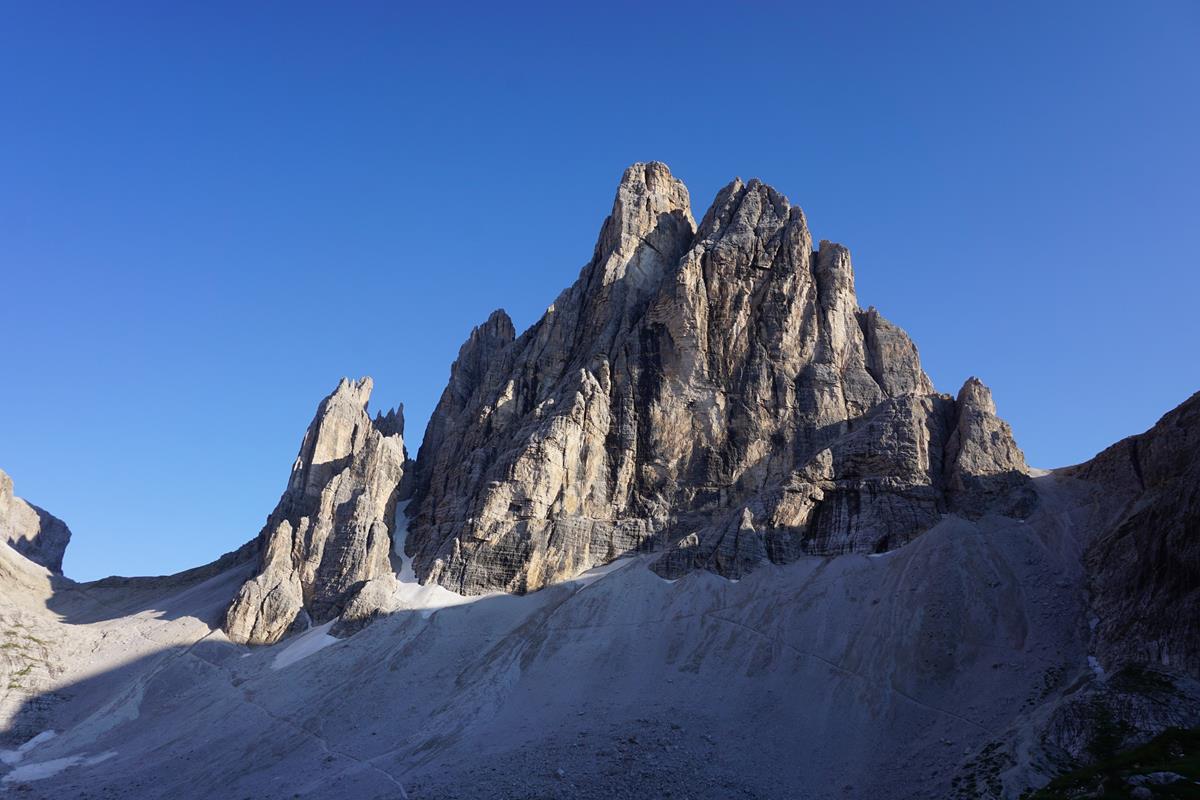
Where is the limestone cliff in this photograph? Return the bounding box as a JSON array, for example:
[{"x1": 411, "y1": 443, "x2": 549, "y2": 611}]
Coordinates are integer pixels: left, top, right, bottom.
[
  {"x1": 0, "y1": 468, "x2": 71, "y2": 574},
  {"x1": 406, "y1": 162, "x2": 1032, "y2": 594},
  {"x1": 224, "y1": 378, "x2": 407, "y2": 645}
]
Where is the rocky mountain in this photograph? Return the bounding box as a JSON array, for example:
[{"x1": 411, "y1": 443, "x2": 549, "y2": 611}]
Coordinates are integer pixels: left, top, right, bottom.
[
  {"x1": 1070, "y1": 390, "x2": 1200, "y2": 677},
  {"x1": 224, "y1": 377, "x2": 409, "y2": 645},
  {"x1": 0, "y1": 163, "x2": 1195, "y2": 800},
  {"x1": 1, "y1": 385, "x2": 1195, "y2": 799},
  {"x1": 0, "y1": 468, "x2": 71, "y2": 574},
  {"x1": 406, "y1": 162, "x2": 1032, "y2": 595}
]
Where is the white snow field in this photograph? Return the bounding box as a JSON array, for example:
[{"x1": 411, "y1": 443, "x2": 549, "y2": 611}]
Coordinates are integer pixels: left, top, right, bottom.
[
  {"x1": 0, "y1": 473, "x2": 1103, "y2": 799},
  {"x1": 271, "y1": 621, "x2": 339, "y2": 671}
]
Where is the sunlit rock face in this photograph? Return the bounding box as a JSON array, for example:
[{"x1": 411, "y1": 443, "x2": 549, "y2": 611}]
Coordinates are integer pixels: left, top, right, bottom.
[
  {"x1": 0, "y1": 468, "x2": 71, "y2": 574},
  {"x1": 224, "y1": 377, "x2": 408, "y2": 645},
  {"x1": 406, "y1": 162, "x2": 1032, "y2": 595}
]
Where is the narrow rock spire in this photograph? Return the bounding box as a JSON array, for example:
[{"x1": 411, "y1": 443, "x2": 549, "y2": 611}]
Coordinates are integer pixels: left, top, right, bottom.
[{"x1": 224, "y1": 377, "x2": 407, "y2": 645}]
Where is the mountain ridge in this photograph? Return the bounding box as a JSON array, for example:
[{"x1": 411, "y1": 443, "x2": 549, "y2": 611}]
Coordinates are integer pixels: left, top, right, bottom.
[
  {"x1": 404, "y1": 162, "x2": 1032, "y2": 597},
  {"x1": 0, "y1": 163, "x2": 1195, "y2": 799}
]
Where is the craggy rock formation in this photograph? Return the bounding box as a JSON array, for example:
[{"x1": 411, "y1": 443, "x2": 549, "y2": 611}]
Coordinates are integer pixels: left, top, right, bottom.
[
  {"x1": 1069, "y1": 391, "x2": 1200, "y2": 678},
  {"x1": 406, "y1": 162, "x2": 1033, "y2": 594},
  {"x1": 0, "y1": 468, "x2": 71, "y2": 574},
  {"x1": 999, "y1": 391, "x2": 1200, "y2": 787},
  {"x1": 945, "y1": 377, "x2": 1035, "y2": 519},
  {"x1": 224, "y1": 377, "x2": 408, "y2": 645}
]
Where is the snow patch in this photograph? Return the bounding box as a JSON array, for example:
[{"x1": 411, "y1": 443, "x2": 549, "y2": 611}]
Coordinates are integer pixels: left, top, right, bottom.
[
  {"x1": 1088, "y1": 655, "x2": 1106, "y2": 681},
  {"x1": 2, "y1": 750, "x2": 116, "y2": 783},
  {"x1": 388, "y1": 504, "x2": 644, "y2": 618},
  {"x1": 0, "y1": 730, "x2": 56, "y2": 766},
  {"x1": 867, "y1": 549, "x2": 900, "y2": 560},
  {"x1": 387, "y1": 501, "x2": 505, "y2": 618},
  {"x1": 271, "y1": 621, "x2": 338, "y2": 670},
  {"x1": 563, "y1": 557, "x2": 633, "y2": 587}
]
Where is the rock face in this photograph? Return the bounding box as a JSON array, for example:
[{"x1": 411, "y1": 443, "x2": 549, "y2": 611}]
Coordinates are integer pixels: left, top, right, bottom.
[
  {"x1": 406, "y1": 162, "x2": 1032, "y2": 594},
  {"x1": 1006, "y1": 391, "x2": 1200, "y2": 785},
  {"x1": 0, "y1": 468, "x2": 71, "y2": 574},
  {"x1": 224, "y1": 378, "x2": 408, "y2": 645},
  {"x1": 944, "y1": 377, "x2": 1036, "y2": 519},
  {"x1": 1068, "y1": 391, "x2": 1200, "y2": 678}
]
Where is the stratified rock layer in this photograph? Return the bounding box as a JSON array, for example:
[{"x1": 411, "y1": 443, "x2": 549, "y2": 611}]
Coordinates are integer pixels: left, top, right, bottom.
[
  {"x1": 0, "y1": 468, "x2": 71, "y2": 574},
  {"x1": 224, "y1": 378, "x2": 407, "y2": 645},
  {"x1": 407, "y1": 162, "x2": 1032, "y2": 594}
]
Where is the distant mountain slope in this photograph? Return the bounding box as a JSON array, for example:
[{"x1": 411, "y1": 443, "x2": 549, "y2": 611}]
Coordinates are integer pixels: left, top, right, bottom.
[{"x1": 0, "y1": 469, "x2": 71, "y2": 574}]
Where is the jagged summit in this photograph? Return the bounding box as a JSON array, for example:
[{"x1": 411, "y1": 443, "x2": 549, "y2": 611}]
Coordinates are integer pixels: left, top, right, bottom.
[
  {"x1": 3, "y1": 163, "x2": 1198, "y2": 800},
  {"x1": 224, "y1": 376, "x2": 408, "y2": 644},
  {"x1": 403, "y1": 162, "x2": 1032, "y2": 595},
  {"x1": 221, "y1": 163, "x2": 1033, "y2": 641}
]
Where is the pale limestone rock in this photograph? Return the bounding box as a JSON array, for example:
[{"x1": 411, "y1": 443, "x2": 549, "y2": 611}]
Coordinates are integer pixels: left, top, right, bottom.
[
  {"x1": 331, "y1": 573, "x2": 404, "y2": 637},
  {"x1": 224, "y1": 377, "x2": 407, "y2": 645},
  {"x1": 0, "y1": 468, "x2": 71, "y2": 574},
  {"x1": 944, "y1": 377, "x2": 1034, "y2": 518},
  {"x1": 406, "y1": 163, "x2": 1033, "y2": 594},
  {"x1": 858, "y1": 306, "x2": 935, "y2": 398}
]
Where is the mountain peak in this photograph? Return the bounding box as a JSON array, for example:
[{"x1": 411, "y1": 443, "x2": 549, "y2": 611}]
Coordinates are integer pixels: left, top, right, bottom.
[
  {"x1": 403, "y1": 167, "x2": 1026, "y2": 595},
  {"x1": 592, "y1": 161, "x2": 695, "y2": 295},
  {"x1": 225, "y1": 376, "x2": 408, "y2": 644}
]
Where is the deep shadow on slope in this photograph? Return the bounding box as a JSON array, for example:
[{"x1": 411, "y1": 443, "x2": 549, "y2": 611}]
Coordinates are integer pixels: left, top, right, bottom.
[
  {"x1": 0, "y1": 487, "x2": 1115, "y2": 800},
  {"x1": 1025, "y1": 724, "x2": 1200, "y2": 799},
  {"x1": 6, "y1": 382, "x2": 1200, "y2": 800},
  {"x1": 4, "y1": 580, "x2": 790, "y2": 800}
]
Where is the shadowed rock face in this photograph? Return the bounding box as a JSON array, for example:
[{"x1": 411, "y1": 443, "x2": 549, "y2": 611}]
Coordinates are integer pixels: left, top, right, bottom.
[
  {"x1": 0, "y1": 468, "x2": 71, "y2": 574},
  {"x1": 1001, "y1": 391, "x2": 1200, "y2": 781},
  {"x1": 406, "y1": 162, "x2": 1033, "y2": 594},
  {"x1": 224, "y1": 377, "x2": 407, "y2": 645},
  {"x1": 1068, "y1": 390, "x2": 1200, "y2": 678}
]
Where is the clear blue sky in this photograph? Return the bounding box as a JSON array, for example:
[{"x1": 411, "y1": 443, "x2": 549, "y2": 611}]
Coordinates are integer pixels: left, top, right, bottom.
[{"x1": 2, "y1": 2, "x2": 1197, "y2": 580}]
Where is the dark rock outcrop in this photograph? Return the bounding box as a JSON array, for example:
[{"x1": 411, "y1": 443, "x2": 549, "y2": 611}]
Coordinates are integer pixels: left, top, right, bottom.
[{"x1": 1069, "y1": 391, "x2": 1200, "y2": 678}]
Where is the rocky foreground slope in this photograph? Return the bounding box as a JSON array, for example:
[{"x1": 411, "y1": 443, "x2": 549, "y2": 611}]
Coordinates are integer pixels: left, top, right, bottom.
[{"x1": 0, "y1": 164, "x2": 1195, "y2": 799}]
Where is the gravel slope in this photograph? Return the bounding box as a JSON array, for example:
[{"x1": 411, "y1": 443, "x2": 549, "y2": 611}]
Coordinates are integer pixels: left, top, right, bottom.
[{"x1": 0, "y1": 474, "x2": 1111, "y2": 799}]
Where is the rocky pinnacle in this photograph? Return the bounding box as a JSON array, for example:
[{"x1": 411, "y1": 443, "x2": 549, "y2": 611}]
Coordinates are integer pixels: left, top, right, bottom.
[
  {"x1": 224, "y1": 378, "x2": 408, "y2": 644},
  {"x1": 404, "y1": 162, "x2": 1033, "y2": 595}
]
